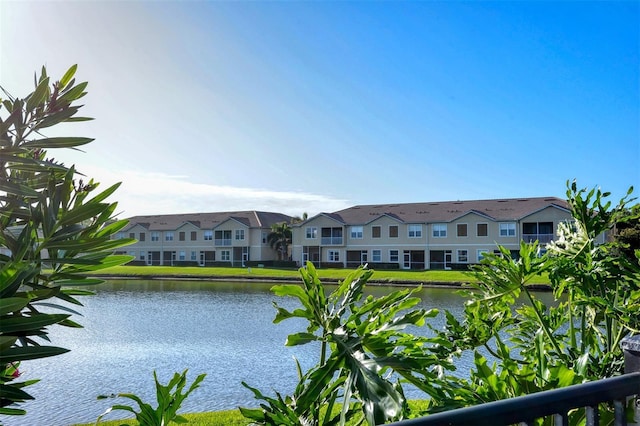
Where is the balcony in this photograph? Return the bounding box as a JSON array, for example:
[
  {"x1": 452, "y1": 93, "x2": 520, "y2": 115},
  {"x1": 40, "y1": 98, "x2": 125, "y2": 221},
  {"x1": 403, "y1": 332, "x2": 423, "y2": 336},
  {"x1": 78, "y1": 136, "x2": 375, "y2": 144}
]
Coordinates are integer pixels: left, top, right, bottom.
[
  {"x1": 522, "y1": 233, "x2": 554, "y2": 244},
  {"x1": 214, "y1": 239, "x2": 232, "y2": 246},
  {"x1": 321, "y1": 237, "x2": 343, "y2": 245}
]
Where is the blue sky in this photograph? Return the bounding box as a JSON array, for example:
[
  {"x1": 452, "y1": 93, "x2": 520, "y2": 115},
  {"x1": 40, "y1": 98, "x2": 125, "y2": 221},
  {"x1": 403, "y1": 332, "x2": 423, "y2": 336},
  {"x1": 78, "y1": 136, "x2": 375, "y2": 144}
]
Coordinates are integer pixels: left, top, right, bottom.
[{"x1": 1, "y1": 1, "x2": 638, "y2": 218}]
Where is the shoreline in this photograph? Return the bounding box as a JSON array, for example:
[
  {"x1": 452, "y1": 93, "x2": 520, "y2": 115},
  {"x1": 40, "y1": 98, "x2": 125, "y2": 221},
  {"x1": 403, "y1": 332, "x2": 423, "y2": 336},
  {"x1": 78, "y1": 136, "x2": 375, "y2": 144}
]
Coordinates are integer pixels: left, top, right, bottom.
[{"x1": 90, "y1": 274, "x2": 551, "y2": 291}]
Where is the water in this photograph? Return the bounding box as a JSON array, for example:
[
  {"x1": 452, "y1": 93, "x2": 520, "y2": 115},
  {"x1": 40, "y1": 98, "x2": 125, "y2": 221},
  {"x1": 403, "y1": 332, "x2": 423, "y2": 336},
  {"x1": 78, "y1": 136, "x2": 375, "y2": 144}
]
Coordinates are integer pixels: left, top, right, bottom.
[{"x1": 9, "y1": 280, "x2": 503, "y2": 426}]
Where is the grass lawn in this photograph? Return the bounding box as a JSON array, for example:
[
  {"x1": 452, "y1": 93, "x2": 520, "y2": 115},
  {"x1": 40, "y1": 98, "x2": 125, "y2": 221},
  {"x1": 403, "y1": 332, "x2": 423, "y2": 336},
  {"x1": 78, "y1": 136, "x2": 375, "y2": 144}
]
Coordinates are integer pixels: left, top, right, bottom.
[
  {"x1": 94, "y1": 264, "x2": 551, "y2": 285},
  {"x1": 74, "y1": 401, "x2": 432, "y2": 425},
  {"x1": 95, "y1": 264, "x2": 481, "y2": 285}
]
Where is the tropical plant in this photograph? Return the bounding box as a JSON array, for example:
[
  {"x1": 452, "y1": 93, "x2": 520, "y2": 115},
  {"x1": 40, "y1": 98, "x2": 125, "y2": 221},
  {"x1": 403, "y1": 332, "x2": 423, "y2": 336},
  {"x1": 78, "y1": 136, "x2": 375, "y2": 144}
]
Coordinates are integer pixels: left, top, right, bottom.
[
  {"x1": 291, "y1": 212, "x2": 308, "y2": 224},
  {"x1": 426, "y1": 182, "x2": 640, "y2": 423},
  {"x1": 267, "y1": 222, "x2": 292, "y2": 261},
  {"x1": 96, "y1": 369, "x2": 206, "y2": 426},
  {"x1": 240, "y1": 262, "x2": 453, "y2": 426},
  {"x1": 0, "y1": 65, "x2": 133, "y2": 417}
]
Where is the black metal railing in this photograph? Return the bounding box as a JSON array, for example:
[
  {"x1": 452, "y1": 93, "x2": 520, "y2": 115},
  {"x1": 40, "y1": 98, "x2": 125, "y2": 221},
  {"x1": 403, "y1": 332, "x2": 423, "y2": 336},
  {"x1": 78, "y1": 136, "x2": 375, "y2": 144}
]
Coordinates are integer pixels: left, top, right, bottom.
[
  {"x1": 388, "y1": 372, "x2": 639, "y2": 426},
  {"x1": 389, "y1": 335, "x2": 640, "y2": 426}
]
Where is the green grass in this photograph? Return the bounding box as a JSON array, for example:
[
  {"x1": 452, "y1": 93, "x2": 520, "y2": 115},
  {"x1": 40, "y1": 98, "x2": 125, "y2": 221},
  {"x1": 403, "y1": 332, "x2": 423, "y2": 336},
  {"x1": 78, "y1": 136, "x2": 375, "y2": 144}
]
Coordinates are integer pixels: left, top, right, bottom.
[
  {"x1": 94, "y1": 264, "x2": 551, "y2": 285},
  {"x1": 94, "y1": 264, "x2": 480, "y2": 285},
  {"x1": 72, "y1": 409, "x2": 246, "y2": 425},
  {"x1": 73, "y1": 401, "x2": 433, "y2": 425}
]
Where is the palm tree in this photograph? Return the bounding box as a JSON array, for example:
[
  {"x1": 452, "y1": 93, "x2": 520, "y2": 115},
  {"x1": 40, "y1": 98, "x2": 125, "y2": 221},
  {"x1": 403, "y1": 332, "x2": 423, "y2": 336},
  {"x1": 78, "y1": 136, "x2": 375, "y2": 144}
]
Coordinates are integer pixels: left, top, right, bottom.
[
  {"x1": 267, "y1": 222, "x2": 292, "y2": 261},
  {"x1": 291, "y1": 212, "x2": 309, "y2": 224}
]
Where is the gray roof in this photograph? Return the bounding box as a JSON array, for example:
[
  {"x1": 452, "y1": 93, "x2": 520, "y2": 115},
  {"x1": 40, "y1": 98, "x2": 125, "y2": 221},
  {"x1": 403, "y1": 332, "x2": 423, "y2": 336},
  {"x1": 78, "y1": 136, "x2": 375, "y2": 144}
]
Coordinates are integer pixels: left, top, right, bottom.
[
  {"x1": 123, "y1": 211, "x2": 292, "y2": 231},
  {"x1": 315, "y1": 197, "x2": 569, "y2": 225}
]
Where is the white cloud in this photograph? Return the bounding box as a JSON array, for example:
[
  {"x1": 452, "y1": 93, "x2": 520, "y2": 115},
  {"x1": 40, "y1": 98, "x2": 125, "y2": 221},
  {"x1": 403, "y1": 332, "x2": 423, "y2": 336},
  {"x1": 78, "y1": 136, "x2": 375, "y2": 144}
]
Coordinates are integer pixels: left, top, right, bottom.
[{"x1": 81, "y1": 166, "x2": 351, "y2": 218}]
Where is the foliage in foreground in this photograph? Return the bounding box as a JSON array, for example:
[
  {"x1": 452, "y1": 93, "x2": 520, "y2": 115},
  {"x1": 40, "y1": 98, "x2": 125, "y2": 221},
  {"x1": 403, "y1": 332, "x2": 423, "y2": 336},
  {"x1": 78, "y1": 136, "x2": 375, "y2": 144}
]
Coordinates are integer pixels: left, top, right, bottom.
[
  {"x1": 96, "y1": 369, "x2": 206, "y2": 426},
  {"x1": 0, "y1": 66, "x2": 133, "y2": 418},
  {"x1": 242, "y1": 182, "x2": 640, "y2": 426}
]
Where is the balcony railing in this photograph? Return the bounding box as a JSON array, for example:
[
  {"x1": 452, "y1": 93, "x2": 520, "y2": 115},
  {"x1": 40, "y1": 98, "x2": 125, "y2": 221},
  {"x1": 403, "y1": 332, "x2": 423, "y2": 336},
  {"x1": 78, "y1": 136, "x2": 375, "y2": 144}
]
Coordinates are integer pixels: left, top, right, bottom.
[
  {"x1": 214, "y1": 238, "x2": 232, "y2": 246},
  {"x1": 388, "y1": 372, "x2": 640, "y2": 426},
  {"x1": 522, "y1": 233, "x2": 554, "y2": 244},
  {"x1": 389, "y1": 335, "x2": 640, "y2": 426},
  {"x1": 321, "y1": 237, "x2": 343, "y2": 245}
]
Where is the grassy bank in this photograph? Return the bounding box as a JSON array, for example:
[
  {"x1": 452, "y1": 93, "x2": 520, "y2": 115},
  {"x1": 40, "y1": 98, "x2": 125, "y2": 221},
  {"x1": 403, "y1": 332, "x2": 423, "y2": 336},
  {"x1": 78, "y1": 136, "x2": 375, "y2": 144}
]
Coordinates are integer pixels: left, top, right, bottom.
[
  {"x1": 95, "y1": 264, "x2": 481, "y2": 285},
  {"x1": 94, "y1": 265, "x2": 551, "y2": 286}
]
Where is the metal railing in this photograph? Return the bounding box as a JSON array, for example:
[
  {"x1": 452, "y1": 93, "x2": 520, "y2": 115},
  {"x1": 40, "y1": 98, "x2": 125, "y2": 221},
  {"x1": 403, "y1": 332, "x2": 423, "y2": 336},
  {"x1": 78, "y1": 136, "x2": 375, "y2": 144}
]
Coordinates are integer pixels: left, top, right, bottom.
[
  {"x1": 321, "y1": 237, "x2": 343, "y2": 245},
  {"x1": 214, "y1": 238, "x2": 232, "y2": 246},
  {"x1": 389, "y1": 335, "x2": 640, "y2": 426},
  {"x1": 388, "y1": 372, "x2": 639, "y2": 426},
  {"x1": 522, "y1": 233, "x2": 554, "y2": 243}
]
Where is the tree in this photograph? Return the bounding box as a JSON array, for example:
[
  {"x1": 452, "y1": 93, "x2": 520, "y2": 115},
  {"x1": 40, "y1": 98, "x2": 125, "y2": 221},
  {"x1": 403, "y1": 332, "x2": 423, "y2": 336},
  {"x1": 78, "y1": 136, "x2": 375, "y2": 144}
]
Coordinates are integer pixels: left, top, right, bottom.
[
  {"x1": 0, "y1": 65, "x2": 133, "y2": 417},
  {"x1": 291, "y1": 212, "x2": 308, "y2": 224},
  {"x1": 267, "y1": 222, "x2": 292, "y2": 261}
]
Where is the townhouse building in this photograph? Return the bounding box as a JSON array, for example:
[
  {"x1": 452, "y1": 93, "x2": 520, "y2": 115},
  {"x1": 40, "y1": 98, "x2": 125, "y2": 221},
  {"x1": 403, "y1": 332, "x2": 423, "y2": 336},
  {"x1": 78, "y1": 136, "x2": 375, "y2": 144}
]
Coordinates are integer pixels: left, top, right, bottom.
[
  {"x1": 291, "y1": 197, "x2": 577, "y2": 270},
  {"x1": 116, "y1": 211, "x2": 292, "y2": 266}
]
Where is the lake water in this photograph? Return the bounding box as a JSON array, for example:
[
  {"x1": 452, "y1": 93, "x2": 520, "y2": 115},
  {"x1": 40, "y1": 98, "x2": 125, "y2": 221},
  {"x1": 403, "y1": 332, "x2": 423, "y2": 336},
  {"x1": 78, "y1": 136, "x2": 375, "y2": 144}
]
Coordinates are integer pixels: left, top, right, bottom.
[{"x1": 9, "y1": 279, "x2": 540, "y2": 426}]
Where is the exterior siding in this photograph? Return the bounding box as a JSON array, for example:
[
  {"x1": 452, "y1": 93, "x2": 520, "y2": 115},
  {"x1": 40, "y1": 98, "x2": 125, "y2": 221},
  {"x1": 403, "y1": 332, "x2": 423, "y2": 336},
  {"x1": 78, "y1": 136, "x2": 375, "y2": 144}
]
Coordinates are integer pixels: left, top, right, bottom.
[
  {"x1": 117, "y1": 198, "x2": 576, "y2": 270},
  {"x1": 117, "y1": 211, "x2": 292, "y2": 266},
  {"x1": 293, "y1": 197, "x2": 574, "y2": 269}
]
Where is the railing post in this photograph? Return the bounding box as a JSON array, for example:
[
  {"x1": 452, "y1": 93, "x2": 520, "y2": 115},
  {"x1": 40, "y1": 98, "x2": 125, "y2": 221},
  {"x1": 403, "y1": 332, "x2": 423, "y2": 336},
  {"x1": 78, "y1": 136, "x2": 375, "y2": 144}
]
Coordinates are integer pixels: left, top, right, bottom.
[
  {"x1": 622, "y1": 335, "x2": 640, "y2": 374},
  {"x1": 621, "y1": 335, "x2": 640, "y2": 425}
]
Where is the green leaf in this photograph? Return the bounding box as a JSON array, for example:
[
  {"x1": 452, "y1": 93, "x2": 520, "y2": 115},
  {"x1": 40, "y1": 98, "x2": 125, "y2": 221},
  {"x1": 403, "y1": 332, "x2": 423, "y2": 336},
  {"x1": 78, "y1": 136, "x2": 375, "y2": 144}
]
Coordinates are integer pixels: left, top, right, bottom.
[
  {"x1": 59, "y1": 64, "x2": 77, "y2": 88},
  {"x1": 0, "y1": 297, "x2": 30, "y2": 315},
  {"x1": 26, "y1": 76, "x2": 50, "y2": 111},
  {"x1": 0, "y1": 383, "x2": 35, "y2": 401},
  {"x1": 285, "y1": 332, "x2": 319, "y2": 346},
  {"x1": 21, "y1": 136, "x2": 94, "y2": 149},
  {"x1": 0, "y1": 313, "x2": 70, "y2": 334},
  {"x1": 0, "y1": 345, "x2": 69, "y2": 363}
]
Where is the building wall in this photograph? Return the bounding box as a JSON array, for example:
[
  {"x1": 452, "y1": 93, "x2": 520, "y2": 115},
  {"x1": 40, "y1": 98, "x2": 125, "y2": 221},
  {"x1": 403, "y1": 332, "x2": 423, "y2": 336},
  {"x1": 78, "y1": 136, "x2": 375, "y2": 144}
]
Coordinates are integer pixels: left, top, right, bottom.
[{"x1": 292, "y1": 206, "x2": 574, "y2": 269}]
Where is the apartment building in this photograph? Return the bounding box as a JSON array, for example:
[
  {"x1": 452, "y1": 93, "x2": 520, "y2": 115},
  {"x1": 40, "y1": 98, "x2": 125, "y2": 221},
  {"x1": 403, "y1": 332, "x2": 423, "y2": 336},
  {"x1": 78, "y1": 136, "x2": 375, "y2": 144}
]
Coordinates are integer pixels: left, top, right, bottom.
[
  {"x1": 291, "y1": 197, "x2": 574, "y2": 269},
  {"x1": 116, "y1": 211, "x2": 292, "y2": 266}
]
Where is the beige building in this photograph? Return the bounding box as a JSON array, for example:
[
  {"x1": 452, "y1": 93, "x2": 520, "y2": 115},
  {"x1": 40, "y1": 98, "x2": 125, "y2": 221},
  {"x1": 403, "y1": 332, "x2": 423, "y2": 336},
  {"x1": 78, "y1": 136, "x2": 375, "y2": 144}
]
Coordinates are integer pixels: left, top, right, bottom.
[
  {"x1": 291, "y1": 197, "x2": 574, "y2": 269},
  {"x1": 116, "y1": 211, "x2": 292, "y2": 266}
]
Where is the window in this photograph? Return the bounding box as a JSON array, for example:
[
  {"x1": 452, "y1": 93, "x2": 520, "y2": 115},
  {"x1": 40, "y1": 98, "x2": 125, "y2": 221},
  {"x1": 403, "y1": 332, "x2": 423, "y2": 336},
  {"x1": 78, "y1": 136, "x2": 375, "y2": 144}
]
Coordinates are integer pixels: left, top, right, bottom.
[
  {"x1": 151, "y1": 232, "x2": 160, "y2": 242},
  {"x1": 372, "y1": 250, "x2": 381, "y2": 262},
  {"x1": 477, "y1": 223, "x2": 488, "y2": 237},
  {"x1": 179, "y1": 251, "x2": 186, "y2": 261},
  {"x1": 221, "y1": 250, "x2": 230, "y2": 261},
  {"x1": 191, "y1": 231, "x2": 197, "y2": 241},
  {"x1": 235, "y1": 229, "x2": 245, "y2": 240},
  {"x1": 499, "y1": 222, "x2": 516, "y2": 237},
  {"x1": 129, "y1": 232, "x2": 135, "y2": 239},
  {"x1": 457, "y1": 249, "x2": 468, "y2": 263},
  {"x1": 139, "y1": 232, "x2": 146, "y2": 241},
  {"x1": 190, "y1": 251, "x2": 197, "y2": 261},
  {"x1": 129, "y1": 251, "x2": 136, "y2": 258},
  {"x1": 115, "y1": 232, "x2": 125, "y2": 239},
  {"x1": 204, "y1": 230, "x2": 213, "y2": 241},
  {"x1": 408, "y1": 224, "x2": 422, "y2": 238},
  {"x1": 389, "y1": 225, "x2": 398, "y2": 238},
  {"x1": 305, "y1": 227, "x2": 317, "y2": 239},
  {"x1": 328, "y1": 250, "x2": 340, "y2": 262},
  {"x1": 389, "y1": 250, "x2": 399, "y2": 262},
  {"x1": 432, "y1": 224, "x2": 447, "y2": 238},
  {"x1": 456, "y1": 224, "x2": 467, "y2": 237},
  {"x1": 350, "y1": 226, "x2": 363, "y2": 239},
  {"x1": 140, "y1": 251, "x2": 146, "y2": 260},
  {"x1": 372, "y1": 226, "x2": 381, "y2": 238},
  {"x1": 165, "y1": 232, "x2": 174, "y2": 241},
  {"x1": 179, "y1": 231, "x2": 185, "y2": 241},
  {"x1": 262, "y1": 232, "x2": 267, "y2": 244}
]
